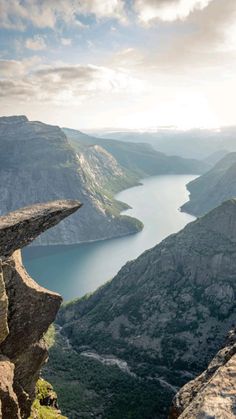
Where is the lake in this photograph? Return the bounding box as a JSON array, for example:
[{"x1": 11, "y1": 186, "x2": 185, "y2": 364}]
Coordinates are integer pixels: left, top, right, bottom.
[{"x1": 22, "y1": 175, "x2": 196, "y2": 301}]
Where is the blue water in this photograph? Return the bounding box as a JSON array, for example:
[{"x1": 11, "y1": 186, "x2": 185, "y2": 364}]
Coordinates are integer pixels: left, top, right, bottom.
[{"x1": 22, "y1": 175, "x2": 196, "y2": 301}]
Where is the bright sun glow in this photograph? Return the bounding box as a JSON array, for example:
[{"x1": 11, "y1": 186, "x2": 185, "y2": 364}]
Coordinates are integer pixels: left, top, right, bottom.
[{"x1": 1, "y1": 0, "x2": 236, "y2": 129}]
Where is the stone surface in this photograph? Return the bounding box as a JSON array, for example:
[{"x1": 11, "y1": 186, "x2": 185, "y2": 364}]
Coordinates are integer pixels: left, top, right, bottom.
[
  {"x1": 0, "y1": 262, "x2": 8, "y2": 345},
  {"x1": 14, "y1": 340, "x2": 49, "y2": 418},
  {"x1": 0, "y1": 200, "x2": 81, "y2": 418},
  {"x1": 0, "y1": 200, "x2": 82, "y2": 257},
  {"x1": 1, "y1": 250, "x2": 62, "y2": 359},
  {"x1": 169, "y1": 329, "x2": 236, "y2": 419},
  {"x1": 0, "y1": 356, "x2": 20, "y2": 419}
]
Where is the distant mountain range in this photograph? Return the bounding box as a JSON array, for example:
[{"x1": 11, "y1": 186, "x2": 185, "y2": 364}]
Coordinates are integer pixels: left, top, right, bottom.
[
  {"x1": 0, "y1": 115, "x2": 143, "y2": 245},
  {"x1": 91, "y1": 126, "x2": 236, "y2": 160},
  {"x1": 63, "y1": 127, "x2": 208, "y2": 176},
  {"x1": 0, "y1": 115, "x2": 207, "y2": 245},
  {"x1": 181, "y1": 152, "x2": 236, "y2": 216},
  {"x1": 45, "y1": 199, "x2": 236, "y2": 418}
]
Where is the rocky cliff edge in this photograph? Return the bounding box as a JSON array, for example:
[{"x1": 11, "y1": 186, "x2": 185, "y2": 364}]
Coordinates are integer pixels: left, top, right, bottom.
[
  {"x1": 0, "y1": 200, "x2": 81, "y2": 418},
  {"x1": 169, "y1": 328, "x2": 236, "y2": 419}
]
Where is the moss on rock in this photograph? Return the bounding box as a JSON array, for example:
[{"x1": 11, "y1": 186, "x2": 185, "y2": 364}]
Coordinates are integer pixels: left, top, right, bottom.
[{"x1": 30, "y1": 378, "x2": 67, "y2": 419}]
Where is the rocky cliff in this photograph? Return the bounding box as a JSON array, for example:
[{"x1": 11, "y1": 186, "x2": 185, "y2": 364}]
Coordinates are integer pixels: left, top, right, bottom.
[
  {"x1": 46, "y1": 199, "x2": 236, "y2": 418},
  {"x1": 0, "y1": 115, "x2": 142, "y2": 246},
  {"x1": 1, "y1": 115, "x2": 210, "y2": 247},
  {"x1": 0, "y1": 199, "x2": 81, "y2": 418},
  {"x1": 64, "y1": 127, "x2": 209, "y2": 176},
  {"x1": 169, "y1": 328, "x2": 236, "y2": 419},
  {"x1": 181, "y1": 152, "x2": 236, "y2": 216}
]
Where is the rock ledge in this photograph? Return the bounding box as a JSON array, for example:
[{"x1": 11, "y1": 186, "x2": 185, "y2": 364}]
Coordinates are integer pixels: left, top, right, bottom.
[{"x1": 0, "y1": 200, "x2": 81, "y2": 418}]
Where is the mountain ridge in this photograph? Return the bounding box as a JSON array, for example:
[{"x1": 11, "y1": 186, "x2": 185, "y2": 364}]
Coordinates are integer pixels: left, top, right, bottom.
[
  {"x1": 0, "y1": 115, "x2": 143, "y2": 245},
  {"x1": 181, "y1": 152, "x2": 236, "y2": 216},
  {"x1": 63, "y1": 127, "x2": 209, "y2": 176},
  {"x1": 45, "y1": 198, "x2": 236, "y2": 418},
  {"x1": 0, "y1": 115, "x2": 208, "y2": 246}
]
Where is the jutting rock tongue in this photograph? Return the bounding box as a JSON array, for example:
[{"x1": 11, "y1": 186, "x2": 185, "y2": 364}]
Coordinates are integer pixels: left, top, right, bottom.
[
  {"x1": 0, "y1": 200, "x2": 82, "y2": 419},
  {"x1": 0, "y1": 200, "x2": 82, "y2": 257}
]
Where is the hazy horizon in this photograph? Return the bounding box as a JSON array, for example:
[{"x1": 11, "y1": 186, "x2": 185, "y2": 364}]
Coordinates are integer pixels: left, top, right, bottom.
[
  {"x1": 2, "y1": 114, "x2": 236, "y2": 134},
  {"x1": 1, "y1": 0, "x2": 236, "y2": 130}
]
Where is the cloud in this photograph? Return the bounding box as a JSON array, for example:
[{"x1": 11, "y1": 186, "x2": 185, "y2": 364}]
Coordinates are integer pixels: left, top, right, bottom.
[
  {"x1": 134, "y1": 0, "x2": 213, "y2": 23},
  {"x1": 0, "y1": 59, "x2": 143, "y2": 104},
  {"x1": 0, "y1": 0, "x2": 126, "y2": 30},
  {"x1": 0, "y1": 56, "x2": 41, "y2": 77},
  {"x1": 1, "y1": 0, "x2": 236, "y2": 130},
  {"x1": 0, "y1": 80, "x2": 32, "y2": 98},
  {"x1": 0, "y1": 0, "x2": 224, "y2": 32},
  {"x1": 0, "y1": 59, "x2": 25, "y2": 77},
  {"x1": 0, "y1": 0, "x2": 59, "y2": 30},
  {"x1": 61, "y1": 37, "x2": 72, "y2": 46},
  {"x1": 25, "y1": 35, "x2": 46, "y2": 50},
  {"x1": 159, "y1": 0, "x2": 236, "y2": 66},
  {"x1": 109, "y1": 0, "x2": 236, "y2": 75},
  {"x1": 77, "y1": 0, "x2": 127, "y2": 23}
]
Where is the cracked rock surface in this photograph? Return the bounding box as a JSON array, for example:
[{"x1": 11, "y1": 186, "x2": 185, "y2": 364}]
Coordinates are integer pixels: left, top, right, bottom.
[
  {"x1": 0, "y1": 200, "x2": 81, "y2": 418},
  {"x1": 169, "y1": 329, "x2": 236, "y2": 419}
]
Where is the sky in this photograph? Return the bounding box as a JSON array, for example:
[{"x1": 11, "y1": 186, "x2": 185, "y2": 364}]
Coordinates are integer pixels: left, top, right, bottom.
[{"x1": 0, "y1": 0, "x2": 236, "y2": 130}]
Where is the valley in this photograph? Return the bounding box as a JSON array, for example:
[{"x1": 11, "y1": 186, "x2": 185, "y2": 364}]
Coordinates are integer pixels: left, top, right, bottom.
[
  {"x1": 2, "y1": 2, "x2": 236, "y2": 418},
  {"x1": 23, "y1": 174, "x2": 196, "y2": 300},
  {"x1": 45, "y1": 199, "x2": 236, "y2": 418},
  {"x1": 0, "y1": 116, "x2": 205, "y2": 248}
]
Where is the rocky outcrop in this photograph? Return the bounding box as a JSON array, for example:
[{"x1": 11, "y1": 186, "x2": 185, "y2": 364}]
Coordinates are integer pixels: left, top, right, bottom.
[
  {"x1": 0, "y1": 200, "x2": 82, "y2": 257},
  {"x1": 169, "y1": 329, "x2": 236, "y2": 419},
  {"x1": 48, "y1": 199, "x2": 236, "y2": 418},
  {"x1": 0, "y1": 200, "x2": 81, "y2": 418},
  {"x1": 0, "y1": 356, "x2": 20, "y2": 418}
]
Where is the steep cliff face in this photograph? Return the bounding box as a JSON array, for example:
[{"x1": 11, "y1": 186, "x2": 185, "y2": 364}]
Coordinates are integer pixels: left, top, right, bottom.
[
  {"x1": 0, "y1": 115, "x2": 142, "y2": 245},
  {"x1": 0, "y1": 200, "x2": 81, "y2": 418},
  {"x1": 0, "y1": 115, "x2": 210, "y2": 246},
  {"x1": 64, "y1": 127, "x2": 209, "y2": 176},
  {"x1": 181, "y1": 152, "x2": 236, "y2": 216},
  {"x1": 169, "y1": 328, "x2": 236, "y2": 419},
  {"x1": 47, "y1": 200, "x2": 236, "y2": 418}
]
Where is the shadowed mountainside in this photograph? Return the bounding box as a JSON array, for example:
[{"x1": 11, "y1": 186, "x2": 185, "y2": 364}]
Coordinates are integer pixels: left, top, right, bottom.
[
  {"x1": 181, "y1": 152, "x2": 236, "y2": 216},
  {"x1": 0, "y1": 116, "x2": 143, "y2": 245},
  {"x1": 63, "y1": 127, "x2": 209, "y2": 176},
  {"x1": 46, "y1": 199, "x2": 236, "y2": 418}
]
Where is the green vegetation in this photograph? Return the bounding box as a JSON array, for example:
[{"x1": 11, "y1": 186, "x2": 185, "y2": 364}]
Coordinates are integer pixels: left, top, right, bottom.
[
  {"x1": 44, "y1": 333, "x2": 171, "y2": 419},
  {"x1": 44, "y1": 325, "x2": 56, "y2": 348},
  {"x1": 30, "y1": 378, "x2": 67, "y2": 419},
  {"x1": 45, "y1": 197, "x2": 236, "y2": 418}
]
